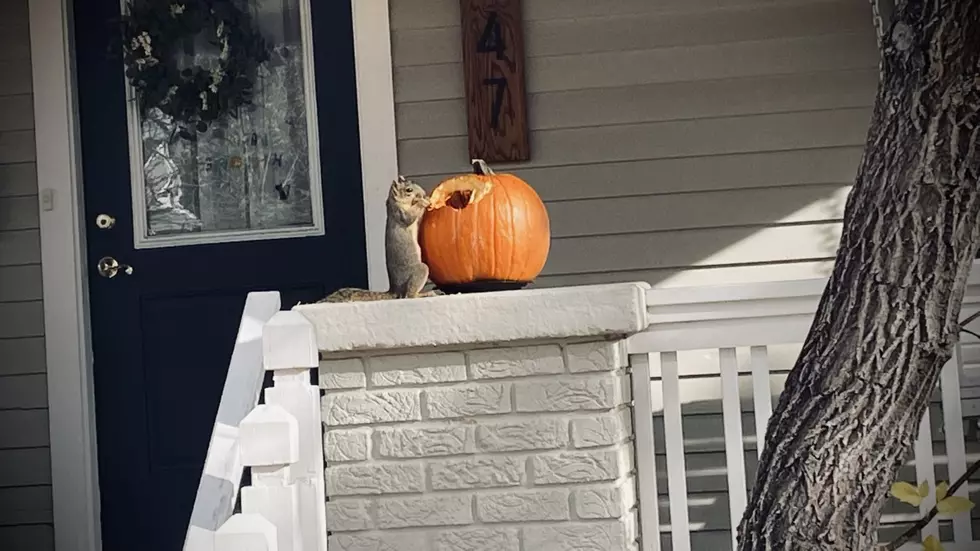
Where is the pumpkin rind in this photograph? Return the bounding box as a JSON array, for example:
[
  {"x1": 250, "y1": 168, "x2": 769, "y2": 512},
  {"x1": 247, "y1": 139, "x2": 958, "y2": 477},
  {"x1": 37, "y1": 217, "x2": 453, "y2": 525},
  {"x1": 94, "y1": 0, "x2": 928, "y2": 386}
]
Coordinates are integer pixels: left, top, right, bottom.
[{"x1": 420, "y1": 169, "x2": 550, "y2": 286}]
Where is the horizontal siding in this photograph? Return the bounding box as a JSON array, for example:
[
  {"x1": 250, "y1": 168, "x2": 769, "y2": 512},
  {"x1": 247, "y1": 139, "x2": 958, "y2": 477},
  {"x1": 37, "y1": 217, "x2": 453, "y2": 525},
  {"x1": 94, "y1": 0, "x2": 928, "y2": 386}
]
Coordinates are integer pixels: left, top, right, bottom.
[
  {"x1": 392, "y1": 1, "x2": 870, "y2": 63},
  {"x1": 0, "y1": 1, "x2": 52, "y2": 545},
  {"x1": 391, "y1": 0, "x2": 854, "y2": 30},
  {"x1": 0, "y1": 163, "x2": 37, "y2": 198},
  {"x1": 397, "y1": 69, "x2": 879, "y2": 139},
  {"x1": 0, "y1": 61, "x2": 33, "y2": 98},
  {"x1": 395, "y1": 33, "x2": 877, "y2": 102},
  {"x1": 0, "y1": 525, "x2": 55, "y2": 551},
  {"x1": 391, "y1": 0, "x2": 878, "y2": 288},
  {"x1": 400, "y1": 108, "x2": 872, "y2": 175}
]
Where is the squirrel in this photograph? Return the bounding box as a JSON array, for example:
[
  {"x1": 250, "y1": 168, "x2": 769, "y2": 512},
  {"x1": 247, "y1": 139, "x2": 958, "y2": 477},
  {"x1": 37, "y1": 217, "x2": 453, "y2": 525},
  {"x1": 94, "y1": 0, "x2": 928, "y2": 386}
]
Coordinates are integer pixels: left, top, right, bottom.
[{"x1": 319, "y1": 176, "x2": 439, "y2": 303}]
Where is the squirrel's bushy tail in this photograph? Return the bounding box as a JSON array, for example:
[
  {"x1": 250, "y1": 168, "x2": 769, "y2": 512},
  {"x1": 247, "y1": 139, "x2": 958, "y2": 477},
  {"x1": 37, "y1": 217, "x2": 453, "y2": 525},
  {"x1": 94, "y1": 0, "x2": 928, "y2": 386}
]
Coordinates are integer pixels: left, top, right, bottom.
[{"x1": 318, "y1": 288, "x2": 398, "y2": 303}]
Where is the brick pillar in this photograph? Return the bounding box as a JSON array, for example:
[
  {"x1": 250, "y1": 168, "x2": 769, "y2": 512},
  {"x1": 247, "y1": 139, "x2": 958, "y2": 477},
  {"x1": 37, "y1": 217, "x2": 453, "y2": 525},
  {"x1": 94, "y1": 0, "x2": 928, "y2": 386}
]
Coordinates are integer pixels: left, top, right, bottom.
[{"x1": 295, "y1": 283, "x2": 649, "y2": 551}]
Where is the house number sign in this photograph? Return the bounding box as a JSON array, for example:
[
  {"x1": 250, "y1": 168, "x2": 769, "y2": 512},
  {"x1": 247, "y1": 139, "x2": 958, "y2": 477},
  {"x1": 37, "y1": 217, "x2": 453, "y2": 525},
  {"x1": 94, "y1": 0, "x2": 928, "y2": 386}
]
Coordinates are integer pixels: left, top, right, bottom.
[{"x1": 459, "y1": 0, "x2": 530, "y2": 163}]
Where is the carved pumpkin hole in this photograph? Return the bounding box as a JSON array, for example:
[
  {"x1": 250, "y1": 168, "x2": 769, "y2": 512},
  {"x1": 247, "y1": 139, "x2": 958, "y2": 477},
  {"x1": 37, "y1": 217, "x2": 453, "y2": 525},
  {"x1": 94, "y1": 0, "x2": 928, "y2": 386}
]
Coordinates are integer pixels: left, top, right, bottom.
[
  {"x1": 428, "y1": 176, "x2": 493, "y2": 210},
  {"x1": 447, "y1": 190, "x2": 472, "y2": 210}
]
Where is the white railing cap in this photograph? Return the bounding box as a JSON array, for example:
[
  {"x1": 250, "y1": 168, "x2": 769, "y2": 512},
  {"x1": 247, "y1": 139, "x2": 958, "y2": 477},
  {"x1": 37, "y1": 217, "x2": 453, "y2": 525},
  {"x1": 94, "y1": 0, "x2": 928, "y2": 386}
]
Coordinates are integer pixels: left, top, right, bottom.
[
  {"x1": 214, "y1": 514, "x2": 278, "y2": 551},
  {"x1": 294, "y1": 282, "x2": 650, "y2": 353},
  {"x1": 240, "y1": 404, "x2": 300, "y2": 467},
  {"x1": 262, "y1": 310, "x2": 318, "y2": 370}
]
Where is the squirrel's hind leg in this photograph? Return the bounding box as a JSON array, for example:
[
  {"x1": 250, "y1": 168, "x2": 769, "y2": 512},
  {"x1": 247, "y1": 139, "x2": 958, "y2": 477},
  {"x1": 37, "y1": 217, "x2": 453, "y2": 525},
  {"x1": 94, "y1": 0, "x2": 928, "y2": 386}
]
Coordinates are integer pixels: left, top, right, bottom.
[{"x1": 403, "y1": 263, "x2": 431, "y2": 298}]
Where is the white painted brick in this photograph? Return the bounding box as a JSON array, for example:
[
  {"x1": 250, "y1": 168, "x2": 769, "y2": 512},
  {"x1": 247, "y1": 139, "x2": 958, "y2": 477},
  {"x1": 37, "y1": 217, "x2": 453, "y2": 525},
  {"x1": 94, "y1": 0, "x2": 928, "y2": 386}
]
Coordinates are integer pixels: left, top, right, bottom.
[
  {"x1": 475, "y1": 418, "x2": 568, "y2": 452},
  {"x1": 573, "y1": 478, "x2": 636, "y2": 519},
  {"x1": 325, "y1": 499, "x2": 374, "y2": 531},
  {"x1": 532, "y1": 450, "x2": 626, "y2": 485},
  {"x1": 369, "y1": 352, "x2": 467, "y2": 387},
  {"x1": 425, "y1": 383, "x2": 511, "y2": 419},
  {"x1": 319, "y1": 357, "x2": 367, "y2": 390},
  {"x1": 477, "y1": 489, "x2": 569, "y2": 522},
  {"x1": 625, "y1": 508, "x2": 638, "y2": 543},
  {"x1": 324, "y1": 428, "x2": 370, "y2": 462},
  {"x1": 523, "y1": 521, "x2": 627, "y2": 551},
  {"x1": 328, "y1": 532, "x2": 430, "y2": 551},
  {"x1": 376, "y1": 495, "x2": 473, "y2": 529},
  {"x1": 564, "y1": 341, "x2": 625, "y2": 373},
  {"x1": 326, "y1": 463, "x2": 424, "y2": 496},
  {"x1": 376, "y1": 426, "x2": 472, "y2": 458},
  {"x1": 322, "y1": 389, "x2": 421, "y2": 426},
  {"x1": 434, "y1": 528, "x2": 520, "y2": 551},
  {"x1": 571, "y1": 409, "x2": 631, "y2": 448},
  {"x1": 514, "y1": 376, "x2": 622, "y2": 412},
  {"x1": 429, "y1": 456, "x2": 525, "y2": 490},
  {"x1": 468, "y1": 345, "x2": 564, "y2": 379}
]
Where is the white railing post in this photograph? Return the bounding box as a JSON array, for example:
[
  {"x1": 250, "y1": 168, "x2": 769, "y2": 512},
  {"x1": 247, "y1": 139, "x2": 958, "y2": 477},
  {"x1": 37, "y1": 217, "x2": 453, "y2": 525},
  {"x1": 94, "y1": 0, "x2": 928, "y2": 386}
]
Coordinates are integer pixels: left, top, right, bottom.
[
  {"x1": 215, "y1": 514, "x2": 278, "y2": 551},
  {"x1": 261, "y1": 311, "x2": 326, "y2": 551},
  {"x1": 239, "y1": 404, "x2": 301, "y2": 551}
]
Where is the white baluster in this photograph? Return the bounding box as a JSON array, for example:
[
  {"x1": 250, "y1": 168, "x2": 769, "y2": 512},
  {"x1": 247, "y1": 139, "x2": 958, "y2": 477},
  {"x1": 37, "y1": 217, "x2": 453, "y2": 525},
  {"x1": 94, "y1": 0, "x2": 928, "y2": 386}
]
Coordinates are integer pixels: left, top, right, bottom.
[
  {"x1": 749, "y1": 345, "x2": 772, "y2": 458},
  {"x1": 940, "y1": 346, "x2": 971, "y2": 542},
  {"x1": 913, "y1": 406, "x2": 939, "y2": 540},
  {"x1": 240, "y1": 404, "x2": 301, "y2": 551},
  {"x1": 215, "y1": 513, "x2": 278, "y2": 551},
  {"x1": 630, "y1": 353, "x2": 661, "y2": 551},
  {"x1": 661, "y1": 351, "x2": 691, "y2": 551},
  {"x1": 719, "y1": 347, "x2": 747, "y2": 550}
]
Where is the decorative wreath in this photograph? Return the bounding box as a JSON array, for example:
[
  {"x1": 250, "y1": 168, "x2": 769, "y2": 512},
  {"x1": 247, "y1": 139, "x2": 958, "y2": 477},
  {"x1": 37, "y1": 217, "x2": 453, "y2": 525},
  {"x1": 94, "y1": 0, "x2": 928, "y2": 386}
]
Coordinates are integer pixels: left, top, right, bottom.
[{"x1": 119, "y1": 0, "x2": 270, "y2": 139}]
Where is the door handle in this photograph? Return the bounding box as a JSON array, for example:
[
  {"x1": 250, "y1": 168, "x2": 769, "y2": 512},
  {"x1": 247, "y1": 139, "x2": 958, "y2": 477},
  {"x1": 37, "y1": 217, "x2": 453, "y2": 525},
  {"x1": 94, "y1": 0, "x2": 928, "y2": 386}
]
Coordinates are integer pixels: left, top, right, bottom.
[{"x1": 97, "y1": 256, "x2": 134, "y2": 278}]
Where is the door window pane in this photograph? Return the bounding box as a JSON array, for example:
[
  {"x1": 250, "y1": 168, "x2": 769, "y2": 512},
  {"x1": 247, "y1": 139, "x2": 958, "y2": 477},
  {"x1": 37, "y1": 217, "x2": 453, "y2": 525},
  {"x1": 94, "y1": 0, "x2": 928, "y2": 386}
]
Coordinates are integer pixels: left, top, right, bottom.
[{"x1": 124, "y1": 0, "x2": 324, "y2": 248}]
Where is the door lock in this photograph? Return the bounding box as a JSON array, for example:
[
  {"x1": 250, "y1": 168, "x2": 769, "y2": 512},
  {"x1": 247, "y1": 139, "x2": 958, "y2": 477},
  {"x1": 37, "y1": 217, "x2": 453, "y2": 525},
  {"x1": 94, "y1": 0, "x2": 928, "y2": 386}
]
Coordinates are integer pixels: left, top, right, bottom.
[
  {"x1": 96, "y1": 256, "x2": 134, "y2": 278},
  {"x1": 95, "y1": 214, "x2": 116, "y2": 230}
]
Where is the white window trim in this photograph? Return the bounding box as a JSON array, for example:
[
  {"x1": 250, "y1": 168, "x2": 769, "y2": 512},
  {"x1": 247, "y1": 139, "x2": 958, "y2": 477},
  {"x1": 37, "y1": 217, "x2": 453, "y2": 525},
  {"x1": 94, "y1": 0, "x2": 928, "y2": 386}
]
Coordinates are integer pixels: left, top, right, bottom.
[{"x1": 27, "y1": 0, "x2": 395, "y2": 549}]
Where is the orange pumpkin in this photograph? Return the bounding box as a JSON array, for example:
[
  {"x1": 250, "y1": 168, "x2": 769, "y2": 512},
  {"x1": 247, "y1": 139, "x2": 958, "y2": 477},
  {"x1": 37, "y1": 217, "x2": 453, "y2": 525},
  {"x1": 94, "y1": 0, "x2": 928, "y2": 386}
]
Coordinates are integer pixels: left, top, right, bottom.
[{"x1": 420, "y1": 159, "x2": 550, "y2": 291}]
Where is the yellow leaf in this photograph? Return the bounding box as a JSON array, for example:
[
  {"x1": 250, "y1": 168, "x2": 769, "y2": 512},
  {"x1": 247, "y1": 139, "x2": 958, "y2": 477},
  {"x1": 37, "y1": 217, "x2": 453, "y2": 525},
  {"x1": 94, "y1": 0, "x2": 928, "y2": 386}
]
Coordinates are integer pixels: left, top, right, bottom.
[
  {"x1": 919, "y1": 481, "x2": 930, "y2": 497},
  {"x1": 937, "y1": 496, "x2": 976, "y2": 515},
  {"x1": 891, "y1": 482, "x2": 924, "y2": 506},
  {"x1": 936, "y1": 482, "x2": 949, "y2": 502},
  {"x1": 923, "y1": 535, "x2": 944, "y2": 551}
]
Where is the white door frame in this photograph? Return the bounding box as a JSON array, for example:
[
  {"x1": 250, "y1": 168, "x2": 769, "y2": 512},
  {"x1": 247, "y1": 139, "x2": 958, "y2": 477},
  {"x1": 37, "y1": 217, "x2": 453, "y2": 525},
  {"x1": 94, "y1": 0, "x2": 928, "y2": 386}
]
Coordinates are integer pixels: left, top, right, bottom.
[{"x1": 27, "y1": 0, "x2": 396, "y2": 548}]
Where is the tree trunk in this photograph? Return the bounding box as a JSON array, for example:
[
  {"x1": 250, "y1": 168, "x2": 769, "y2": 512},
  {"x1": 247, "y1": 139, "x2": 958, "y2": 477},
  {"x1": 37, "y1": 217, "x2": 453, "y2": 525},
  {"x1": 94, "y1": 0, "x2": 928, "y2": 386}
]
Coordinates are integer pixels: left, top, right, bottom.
[{"x1": 737, "y1": 2, "x2": 980, "y2": 550}]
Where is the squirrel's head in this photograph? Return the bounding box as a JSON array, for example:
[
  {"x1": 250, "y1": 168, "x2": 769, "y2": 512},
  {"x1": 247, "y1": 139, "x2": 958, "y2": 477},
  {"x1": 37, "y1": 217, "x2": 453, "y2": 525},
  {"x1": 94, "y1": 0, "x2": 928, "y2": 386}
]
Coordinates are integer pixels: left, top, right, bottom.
[{"x1": 388, "y1": 176, "x2": 430, "y2": 219}]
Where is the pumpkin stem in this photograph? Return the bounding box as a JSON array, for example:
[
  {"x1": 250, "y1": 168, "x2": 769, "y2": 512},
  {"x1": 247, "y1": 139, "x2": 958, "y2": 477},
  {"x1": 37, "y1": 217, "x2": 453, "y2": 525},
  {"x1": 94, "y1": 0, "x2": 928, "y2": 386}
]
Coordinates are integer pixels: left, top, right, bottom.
[{"x1": 471, "y1": 159, "x2": 495, "y2": 176}]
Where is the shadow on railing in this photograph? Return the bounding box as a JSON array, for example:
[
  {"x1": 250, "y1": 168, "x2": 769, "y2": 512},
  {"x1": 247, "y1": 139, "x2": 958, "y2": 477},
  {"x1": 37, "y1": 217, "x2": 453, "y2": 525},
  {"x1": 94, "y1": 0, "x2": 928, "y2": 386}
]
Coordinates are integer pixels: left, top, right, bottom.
[{"x1": 182, "y1": 293, "x2": 327, "y2": 551}]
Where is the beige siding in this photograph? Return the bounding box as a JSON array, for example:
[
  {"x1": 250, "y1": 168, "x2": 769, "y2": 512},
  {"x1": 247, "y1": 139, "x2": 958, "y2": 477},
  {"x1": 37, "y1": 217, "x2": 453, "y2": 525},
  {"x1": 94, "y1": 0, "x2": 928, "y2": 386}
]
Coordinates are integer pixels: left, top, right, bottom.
[
  {"x1": 0, "y1": 0, "x2": 54, "y2": 547},
  {"x1": 390, "y1": 0, "x2": 878, "y2": 289}
]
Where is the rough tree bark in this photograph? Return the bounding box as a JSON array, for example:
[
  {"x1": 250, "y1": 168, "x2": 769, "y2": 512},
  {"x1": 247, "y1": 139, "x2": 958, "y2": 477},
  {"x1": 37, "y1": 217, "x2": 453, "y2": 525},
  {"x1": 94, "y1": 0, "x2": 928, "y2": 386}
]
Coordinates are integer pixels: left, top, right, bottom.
[{"x1": 736, "y1": 2, "x2": 980, "y2": 550}]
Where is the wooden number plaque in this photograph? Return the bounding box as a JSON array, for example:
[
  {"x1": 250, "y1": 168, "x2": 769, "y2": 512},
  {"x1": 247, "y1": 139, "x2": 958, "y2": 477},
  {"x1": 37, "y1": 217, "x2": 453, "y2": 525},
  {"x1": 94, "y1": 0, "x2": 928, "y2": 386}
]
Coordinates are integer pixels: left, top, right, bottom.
[{"x1": 459, "y1": 0, "x2": 530, "y2": 163}]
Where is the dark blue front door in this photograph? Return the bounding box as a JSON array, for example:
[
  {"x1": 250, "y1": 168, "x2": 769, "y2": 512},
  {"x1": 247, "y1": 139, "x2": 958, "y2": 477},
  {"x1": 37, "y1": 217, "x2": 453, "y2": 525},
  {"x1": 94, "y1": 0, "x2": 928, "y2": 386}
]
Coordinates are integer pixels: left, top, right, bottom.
[{"x1": 72, "y1": 0, "x2": 367, "y2": 548}]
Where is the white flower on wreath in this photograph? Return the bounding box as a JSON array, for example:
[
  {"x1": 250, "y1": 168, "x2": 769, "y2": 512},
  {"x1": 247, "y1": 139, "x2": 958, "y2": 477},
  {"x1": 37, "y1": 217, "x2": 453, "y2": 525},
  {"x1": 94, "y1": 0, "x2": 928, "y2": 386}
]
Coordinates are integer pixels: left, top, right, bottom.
[
  {"x1": 160, "y1": 85, "x2": 178, "y2": 105},
  {"x1": 132, "y1": 31, "x2": 152, "y2": 56},
  {"x1": 199, "y1": 90, "x2": 209, "y2": 111},
  {"x1": 219, "y1": 36, "x2": 230, "y2": 60},
  {"x1": 134, "y1": 56, "x2": 159, "y2": 69},
  {"x1": 209, "y1": 68, "x2": 225, "y2": 93},
  {"x1": 169, "y1": 3, "x2": 184, "y2": 16}
]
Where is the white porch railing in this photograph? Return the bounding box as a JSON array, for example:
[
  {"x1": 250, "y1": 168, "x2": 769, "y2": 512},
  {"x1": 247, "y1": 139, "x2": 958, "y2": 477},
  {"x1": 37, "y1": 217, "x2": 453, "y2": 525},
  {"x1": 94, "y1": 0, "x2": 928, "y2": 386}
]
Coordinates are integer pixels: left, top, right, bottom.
[
  {"x1": 180, "y1": 274, "x2": 980, "y2": 551},
  {"x1": 182, "y1": 294, "x2": 326, "y2": 551},
  {"x1": 628, "y1": 275, "x2": 980, "y2": 551}
]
